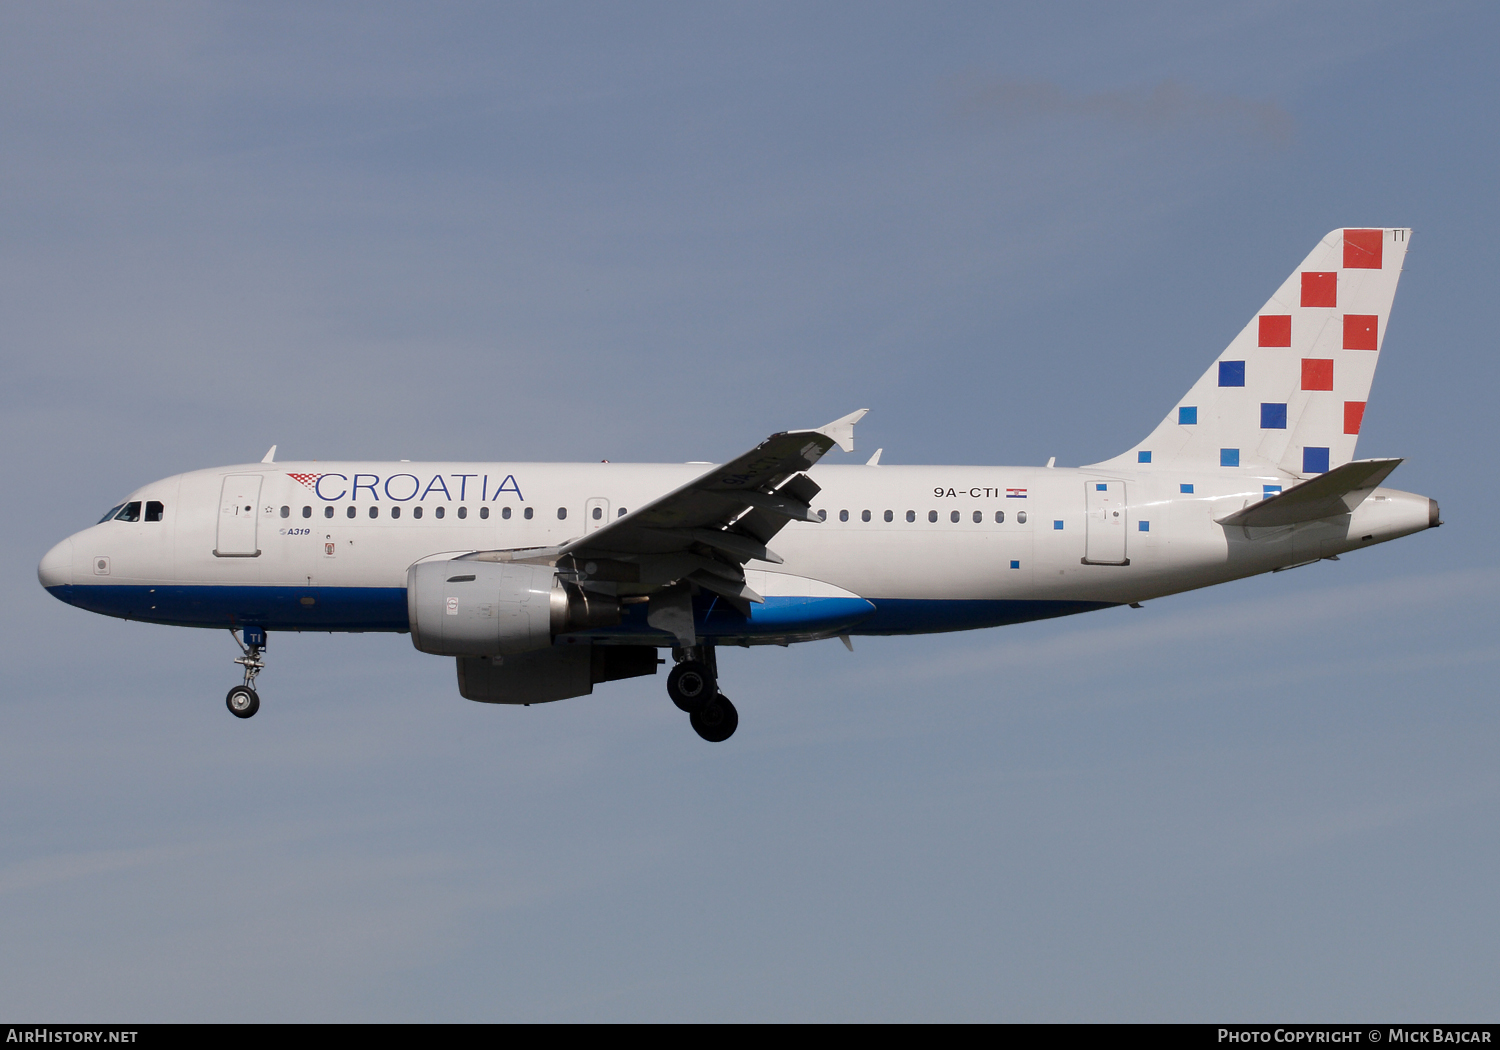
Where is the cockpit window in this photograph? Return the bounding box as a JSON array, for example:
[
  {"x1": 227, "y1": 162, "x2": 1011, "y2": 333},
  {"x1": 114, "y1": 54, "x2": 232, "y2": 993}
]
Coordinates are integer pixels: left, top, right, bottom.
[
  {"x1": 97, "y1": 504, "x2": 125, "y2": 524},
  {"x1": 145, "y1": 501, "x2": 165, "y2": 522},
  {"x1": 113, "y1": 501, "x2": 142, "y2": 522}
]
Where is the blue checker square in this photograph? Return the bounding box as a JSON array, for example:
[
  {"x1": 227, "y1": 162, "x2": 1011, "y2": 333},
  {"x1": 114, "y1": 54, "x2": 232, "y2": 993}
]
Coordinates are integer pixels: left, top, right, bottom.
[
  {"x1": 1138, "y1": 520, "x2": 1150, "y2": 532},
  {"x1": 1180, "y1": 483, "x2": 1194, "y2": 493},
  {"x1": 1220, "y1": 448, "x2": 1240, "y2": 467},
  {"x1": 1261, "y1": 402, "x2": 1287, "y2": 429},
  {"x1": 1218, "y1": 361, "x2": 1245, "y2": 387},
  {"x1": 1303, "y1": 446, "x2": 1330, "y2": 474},
  {"x1": 1264, "y1": 485, "x2": 1282, "y2": 496},
  {"x1": 1178, "y1": 406, "x2": 1197, "y2": 425},
  {"x1": 1138, "y1": 450, "x2": 1152, "y2": 463},
  {"x1": 1009, "y1": 560, "x2": 1020, "y2": 569},
  {"x1": 1053, "y1": 520, "x2": 1064, "y2": 530}
]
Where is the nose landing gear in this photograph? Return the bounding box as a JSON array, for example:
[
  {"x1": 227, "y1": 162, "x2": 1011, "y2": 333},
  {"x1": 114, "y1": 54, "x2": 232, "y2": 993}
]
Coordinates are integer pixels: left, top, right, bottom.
[
  {"x1": 669, "y1": 646, "x2": 737, "y2": 742},
  {"x1": 227, "y1": 627, "x2": 266, "y2": 719}
]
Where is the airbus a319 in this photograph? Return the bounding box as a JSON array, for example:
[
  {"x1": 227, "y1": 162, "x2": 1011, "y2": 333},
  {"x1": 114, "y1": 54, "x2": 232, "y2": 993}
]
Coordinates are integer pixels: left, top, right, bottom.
[{"x1": 38, "y1": 228, "x2": 1438, "y2": 742}]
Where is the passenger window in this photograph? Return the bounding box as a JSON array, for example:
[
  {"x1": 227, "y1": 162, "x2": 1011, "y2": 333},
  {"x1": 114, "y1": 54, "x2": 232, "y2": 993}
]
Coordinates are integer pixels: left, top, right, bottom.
[
  {"x1": 1017, "y1": 511, "x2": 1028, "y2": 524},
  {"x1": 146, "y1": 501, "x2": 165, "y2": 522},
  {"x1": 557, "y1": 507, "x2": 567, "y2": 520},
  {"x1": 618, "y1": 507, "x2": 627, "y2": 517},
  {"x1": 502, "y1": 506, "x2": 511, "y2": 520},
  {"x1": 592, "y1": 506, "x2": 602, "y2": 520},
  {"x1": 391, "y1": 506, "x2": 401, "y2": 519},
  {"x1": 480, "y1": 506, "x2": 489, "y2": 519},
  {"x1": 346, "y1": 506, "x2": 356, "y2": 519},
  {"x1": 817, "y1": 509, "x2": 827, "y2": 521},
  {"x1": 524, "y1": 507, "x2": 533, "y2": 520},
  {"x1": 368, "y1": 506, "x2": 378, "y2": 519},
  {"x1": 906, "y1": 510, "x2": 915, "y2": 522},
  {"x1": 324, "y1": 506, "x2": 334, "y2": 519},
  {"x1": 951, "y1": 511, "x2": 960, "y2": 523},
  {"x1": 928, "y1": 510, "x2": 937, "y2": 523},
  {"x1": 302, "y1": 506, "x2": 312, "y2": 518},
  {"x1": 458, "y1": 506, "x2": 468, "y2": 519},
  {"x1": 115, "y1": 502, "x2": 142, "y2": 522},
  {"x1": 861, "y1": 510, "x2": 871, "y2": 522},
  {"x1": 279, "y1": 506, "x2": 289, "y2": 519},
  {"x1": 435, "y1": 506, "x2": 445, "y2": 519},
  {"x1": 839, "y1": 510, "x2": 848, "y2": 522},
  {"x1": 413, "y1": 506, "x2": 423, "y2": 519},
  {"x1": 973, "y1": 511, "x2": 982, "y2": 523},
  {"x1": 995, "y1": 511, "x2": 1005, "y2": 523},
  {"x1": 884, "y1": 510, "x2": 893, "y2": 522}
]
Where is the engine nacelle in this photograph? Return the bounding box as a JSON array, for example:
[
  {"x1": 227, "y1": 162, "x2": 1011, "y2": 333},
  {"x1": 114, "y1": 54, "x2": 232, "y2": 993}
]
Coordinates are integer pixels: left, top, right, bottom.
[{"x1": 406, "y1": 559, "x2": 620, "y2": 657}]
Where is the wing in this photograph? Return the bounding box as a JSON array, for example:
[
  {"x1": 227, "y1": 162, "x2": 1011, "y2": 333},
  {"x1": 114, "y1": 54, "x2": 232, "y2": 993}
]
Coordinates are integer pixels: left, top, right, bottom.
[{"x1": 556, "y1": 409, "x2": 867, "y2": 615}]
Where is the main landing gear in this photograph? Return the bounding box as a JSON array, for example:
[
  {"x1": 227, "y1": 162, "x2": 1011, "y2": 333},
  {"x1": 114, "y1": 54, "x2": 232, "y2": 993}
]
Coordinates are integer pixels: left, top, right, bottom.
[
  {"x1": 668, "y1": 646, "x2": 737, "y2": 743},
  {"x1": 226, "y1": 626, "x2": 266, "y2": 719}
]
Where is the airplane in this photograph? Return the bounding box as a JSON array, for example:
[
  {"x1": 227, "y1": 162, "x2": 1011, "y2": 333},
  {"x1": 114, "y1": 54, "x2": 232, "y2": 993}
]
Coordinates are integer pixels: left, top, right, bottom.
[{"x1": 37, "y1": 228, "x2": 1438, "y2": 742}]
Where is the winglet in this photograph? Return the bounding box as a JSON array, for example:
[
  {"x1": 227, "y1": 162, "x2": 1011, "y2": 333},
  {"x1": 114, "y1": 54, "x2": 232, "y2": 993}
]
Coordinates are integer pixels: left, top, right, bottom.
[
  {"x1": 261, "y1": 445, "x2": 277, "y2": 464},
  {"x1": 865, "y1": 448, "x2": 883, "y2": 466},
  {"x1": 815, "y1": 409, "x2": 869, "y2": 453}
]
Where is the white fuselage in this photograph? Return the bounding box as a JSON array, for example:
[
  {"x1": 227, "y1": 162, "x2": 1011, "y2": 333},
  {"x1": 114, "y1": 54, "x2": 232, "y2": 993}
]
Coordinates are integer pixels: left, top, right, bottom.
[{"x1": 39, "y1": 459, "x2": 1436, "y2": 642}]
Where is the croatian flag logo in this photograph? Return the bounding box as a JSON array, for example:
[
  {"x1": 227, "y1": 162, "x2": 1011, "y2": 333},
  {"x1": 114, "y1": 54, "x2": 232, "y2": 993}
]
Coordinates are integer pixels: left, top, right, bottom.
[
  {"x1": 287, "y1": 473, "x2": 322, "y2": 489},
  {"x1": 1006, "y1": 488, "x2": 1027, "y2": 498}
]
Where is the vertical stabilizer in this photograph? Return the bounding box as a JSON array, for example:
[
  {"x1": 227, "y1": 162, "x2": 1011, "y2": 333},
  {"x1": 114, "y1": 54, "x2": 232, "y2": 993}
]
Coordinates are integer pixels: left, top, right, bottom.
[{"x1": 1094, "y1": 228, "x2": 1410, "y2": 476}]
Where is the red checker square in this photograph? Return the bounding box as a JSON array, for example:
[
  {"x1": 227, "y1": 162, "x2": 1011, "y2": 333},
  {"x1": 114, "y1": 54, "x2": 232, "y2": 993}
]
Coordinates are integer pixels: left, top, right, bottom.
[
  {"x1": 1343, "y1": 229, "x2": 1383, "y2": 269},
  {"x1": 1301, "y1": 359, "x2": 1334, "y2": 390},
  {"x1": 1301, "y1": 272, "x2": 1337, "y2": 307},
  {"x1": 1344, "y1": 401, "x2": 1366, "y2": 435},
  {"x1": 1258, "y1": 315, "x2": 1291, "y2": 347},
  {"x1": 1343, "y1": 314, "x2": 1378, "y2": 350}
]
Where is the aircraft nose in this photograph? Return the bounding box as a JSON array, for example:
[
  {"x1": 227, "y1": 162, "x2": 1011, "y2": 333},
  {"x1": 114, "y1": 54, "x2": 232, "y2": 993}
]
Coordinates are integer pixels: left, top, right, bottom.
[{"x1": 38, "y1": 537, "x2": 73, "y2": 590}]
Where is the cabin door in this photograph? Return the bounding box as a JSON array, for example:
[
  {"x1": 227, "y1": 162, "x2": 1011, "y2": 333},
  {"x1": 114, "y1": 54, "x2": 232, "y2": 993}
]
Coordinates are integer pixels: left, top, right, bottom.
[
  {"x1": 215, "y1": 475, "x2": 263, "y2": 557},
  {"x1": 1083, "y1": 480, "x2": 1129, "y2": 565}
]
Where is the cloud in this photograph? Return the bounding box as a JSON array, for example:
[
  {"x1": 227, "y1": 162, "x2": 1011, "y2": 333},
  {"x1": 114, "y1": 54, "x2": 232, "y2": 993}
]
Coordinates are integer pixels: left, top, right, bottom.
[{"x1": 957, "y1": 77, "x2": 1295, "y2": 147}]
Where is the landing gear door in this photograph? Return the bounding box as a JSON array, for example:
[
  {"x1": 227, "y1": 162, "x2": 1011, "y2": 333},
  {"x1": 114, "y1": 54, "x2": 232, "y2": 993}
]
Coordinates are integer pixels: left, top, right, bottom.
[
  {"x1": 1083, "y1": 480, "x2": 1129, "y2": 565},
  {"x1": 584, "y1": 497, "x2": 610, "y2": 533},
  {"x1": 215, "y1": 474, "x2": 263, "y2": 557}
]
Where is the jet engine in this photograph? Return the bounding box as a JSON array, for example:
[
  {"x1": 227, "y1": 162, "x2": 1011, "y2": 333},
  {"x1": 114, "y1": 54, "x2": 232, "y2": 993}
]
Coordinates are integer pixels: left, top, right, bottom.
[{"x1": 406, "y1": 559, "x2": 620, "y2": 657}]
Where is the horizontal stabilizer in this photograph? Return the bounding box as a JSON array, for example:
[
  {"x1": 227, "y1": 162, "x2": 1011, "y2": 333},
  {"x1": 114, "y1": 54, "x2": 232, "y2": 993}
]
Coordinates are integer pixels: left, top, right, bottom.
[{"x1": 1216, "y1": 458, "x2": 1402, "y2": 528}]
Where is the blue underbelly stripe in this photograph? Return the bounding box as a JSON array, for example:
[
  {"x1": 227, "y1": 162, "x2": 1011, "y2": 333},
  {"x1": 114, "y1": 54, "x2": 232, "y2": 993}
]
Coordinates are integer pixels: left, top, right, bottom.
[{"x1": 49, "y1": 584, "x2": 1114, "y2": 637}]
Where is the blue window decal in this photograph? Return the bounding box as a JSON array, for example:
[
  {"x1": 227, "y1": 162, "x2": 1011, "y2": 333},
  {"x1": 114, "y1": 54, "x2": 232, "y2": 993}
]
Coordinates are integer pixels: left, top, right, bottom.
[
  {"x1": 1138, "y1": 521, "x2": 1150, "y2": 532},
  {"x1": 1261, "y1": 402, "x2": 1288, "y2": 429},
  {"x1": 1096, "y1": 483, "x2": 1108, "y2": 491},
  {"x1": 1221, "y1": 448, "x2": 1240, "y2": 468},
  {"x1": 1138, "y1": 450, "x2": 1152, "y2": 463},
  {"x1": 1263, "y1": 485, "x2": 1282, "y2": 496},
  {"x1": 1009, "y1": 560, "x2": 1020, "y2": 570},
  {"x1": 1178, "y1": 406, "x2": 1197, "y2": 425},
  {"x1": 1053, "y1": 520, "x2": 1064, "y2": 530},
  {"x1": 1303, "y1": 446, "x2": 1330, "y2": 474},
  {"x1": 1180, "y1": 483, "x2": 1194, "y2": 494},
  {"x1": 1219, "y1": 361, "x2": 1245, "y2": 387}
]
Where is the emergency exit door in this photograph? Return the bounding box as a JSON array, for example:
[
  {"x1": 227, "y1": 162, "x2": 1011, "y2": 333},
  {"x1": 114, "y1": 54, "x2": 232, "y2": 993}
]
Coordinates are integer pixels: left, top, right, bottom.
[
  {"x1": 584, "y1": 497, "x2": 610, "y2": 533},
  {"x1": 215, "y1": 474, "x2": 263, "y2": 557},
  {"x1": 1083, "y1": 480, "x2": 1129, "y2": 565}
]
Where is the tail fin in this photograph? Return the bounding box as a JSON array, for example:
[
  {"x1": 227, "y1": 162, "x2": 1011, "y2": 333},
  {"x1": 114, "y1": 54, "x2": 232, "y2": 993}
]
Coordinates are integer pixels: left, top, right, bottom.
[{"x1": 1095, "y1": 228, "x2": 1410, "y2": 476}]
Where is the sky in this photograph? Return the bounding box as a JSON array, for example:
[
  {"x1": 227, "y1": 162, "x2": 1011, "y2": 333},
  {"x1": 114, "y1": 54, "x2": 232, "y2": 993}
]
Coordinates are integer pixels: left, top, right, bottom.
[{"x1": 2, "y1": 1, "x2": 1498, "y2": 1021}]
